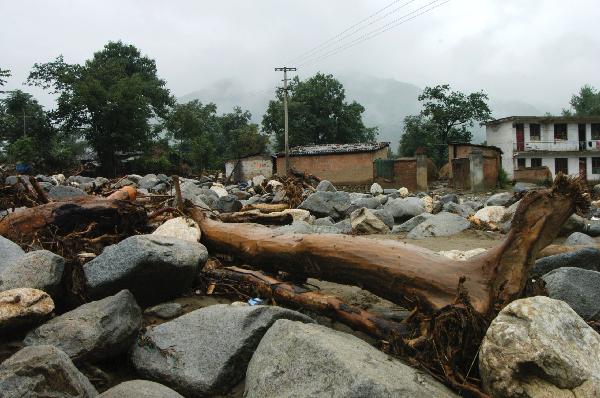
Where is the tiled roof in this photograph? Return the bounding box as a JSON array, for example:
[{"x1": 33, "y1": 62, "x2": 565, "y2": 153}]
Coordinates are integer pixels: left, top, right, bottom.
[{"x1": 276, "y1": 142, "x2": 389, "y2": 157}]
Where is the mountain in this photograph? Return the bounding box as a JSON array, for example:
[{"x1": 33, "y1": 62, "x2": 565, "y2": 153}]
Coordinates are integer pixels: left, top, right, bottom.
[{"x1": 179, "y1": 75, "x2": 542, "y2": 151}]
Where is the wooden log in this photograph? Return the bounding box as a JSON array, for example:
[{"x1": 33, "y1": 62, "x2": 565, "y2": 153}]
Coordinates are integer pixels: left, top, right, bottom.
[
  {"x1": 241, "y1": 203, "x2": 289, "y2": 213},
  {"x1": 191, "y1": 175, "x2": 588, "y2": 317},
  {"x1": 0, "y1": 187, "x2": 146, "y2": 242},
  {"x1": 218, "y1": 210, "x2": 293, "y2": 225},
  {"x1": 206, "y1": 266, "x2": 409, "y2": 340}
]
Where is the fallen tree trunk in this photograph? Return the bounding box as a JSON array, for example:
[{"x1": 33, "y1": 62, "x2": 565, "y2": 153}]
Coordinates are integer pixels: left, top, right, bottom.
[
  {"x1": 190, "y1": 175, "x2": 588, "y2": 318},
  {"x1": 0, "y1": 186, "x2": 146, "y2": 243},
  {"x1": 218, "y1": 210, "x2": 292, "y2": 225},
  {"x1": 241, "y1": 203, "x2": 289, "y2": 213},
  {"x1": 205, "y1": 265, "x2": 409, "y2": 340}
]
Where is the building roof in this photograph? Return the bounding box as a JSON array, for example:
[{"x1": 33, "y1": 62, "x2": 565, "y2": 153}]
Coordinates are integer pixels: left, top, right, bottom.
[
  {"x1": 276, "y1": 142, "x2": 389, "y2": 157},
  {"x1": 486, "y1": 115, "x2": 600, "y2": 126},
  {"x1": 448, "y1": 142, "x2": 503, "y2": 154}
]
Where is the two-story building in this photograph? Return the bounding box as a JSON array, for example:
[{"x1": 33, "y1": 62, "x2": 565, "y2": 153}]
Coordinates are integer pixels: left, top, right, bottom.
[{"x1": 486, "y1": 116, "x2": 600, "y2": 182}]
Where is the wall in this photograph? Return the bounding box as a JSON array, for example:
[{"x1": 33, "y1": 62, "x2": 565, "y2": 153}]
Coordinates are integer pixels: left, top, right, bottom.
[
  {"x1": 225, "y1": 156, "x2": 273, "y2": 182},
  {"x1": 486, "y1": 123, "x2": 515, "y2": 177},
  {"x1": 448, "y1": 144, "x2": 500, "y2": 190},
  {"x1": 275, "y1": 147, "x2": 388, "y2": 185},
  {"x1": 514, "y1": 167, "x2": 552, "y2": 183},
  {"x1": 374, "y1": 158, "x2": 418, "y2": 191}
]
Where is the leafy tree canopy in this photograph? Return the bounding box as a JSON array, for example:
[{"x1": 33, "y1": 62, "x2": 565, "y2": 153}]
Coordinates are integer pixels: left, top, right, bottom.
[
  {"x1": 262, "y1": 73, "x2": 377, "y2": 150},
  {"x1": 0, "y1": 68, "x2": 10, "y2": 89},
  {"x1": 563, "y1": 85, "x2": 600, "y2": 116},
  {"x1": 27, "y1": 41, "x2": 175, "y2": 175}
]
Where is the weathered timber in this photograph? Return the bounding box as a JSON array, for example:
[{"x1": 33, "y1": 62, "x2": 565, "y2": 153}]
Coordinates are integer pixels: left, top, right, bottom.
[
  {"x1": 241, "y1": 203, "x2": 289, "y2": 213},
  {"x1": 218, "y1": 210, "x2": 293, "y2": 225},
  {"x1": 191, "y1": 176, "x2": 588, "y2": 317},
  {"x1": 205, "y1": 266, "x2": 408, "y2": 340}
]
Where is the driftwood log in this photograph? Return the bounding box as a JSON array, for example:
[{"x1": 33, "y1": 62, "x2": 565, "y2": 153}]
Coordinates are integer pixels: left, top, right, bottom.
[
  {"x1": 218, "y1": 210, "x2": 293, "y2": 225},
  {"x1": 206, "y1": 265, "x2": 408, "y2": 340},
  {"x1": 0, "y1": 186, "x2": 146, "y2": 243}
]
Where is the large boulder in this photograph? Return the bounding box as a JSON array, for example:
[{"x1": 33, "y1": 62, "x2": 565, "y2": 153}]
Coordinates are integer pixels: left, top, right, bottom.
[
  {"x1": 542, "y1": 267, "x2": 600, "y2": 321},
  {"x1": 0, "y1": 236, "x2": 25, "y2": 272},
  {"x1": 315, "y1": 180, "x2": 336, "y2": 192},
  {"x1": 350, "y1": 207, "x2": 390, "y2": 234},
  {"x1": 485, "y1": 192, "x2": 512, "y2": 206},
  {"x1": 298, "y1": 191, "x2": 351, "y2": 220},
  {"x1": 384, "y1": 197, "x2": 425, "y2": 223},
  {"x1": 139, "y1": 174, "x2": 160, "y2": 190},
  {"x1": 407, "y1": 212, "x2": 470, "y2": 239},
  {"x1": 392, "y1": 213, "x2": 433, "y2": 233},
  {"x1": 0, "y1": 345, "x2": 97, "y2": 398},
  {"x1": 48, "y1": 185, "x2": 88, "y2": 200},
  {"x1": 24, "y1": 290, "x2": 141, "y2": 362},
  {"x1": 372, "y1": 208, "x2": 394, "y2": 229},
  {"x1": 83, "y1": 235, "x2": 208, "y2": 305},
  {"x1": 442, "y1": 202, "x2": 474, "y2": 218},
  {"x1": 99, "y1": 380, "x2": 184, "y2": 398},
  {"x1": 564, "y1": 231, "x2": 595, "y2": 246},
  {"x1": 559, "y1": 214, "x2": 588, "y2": 236},
  {"x1": 531, "y1": 247, "x2": 600, "y2": 277},
  {"x1": 245, "y1": 319, "x2": 457, "y2": 398},
  {"x1": 131, "y1": 304, "x2": 313, "y2": 397},
  {"x1": 479, "y1": 296, "x2": 600, "y2": 397},
  {"x1": 215, "y1": 195, "x2": 243, "y2": 213},
  {"x1": 0, "y1": 288, "x2": 54, "y2": 335},
  {"x1": 0, "y1": 250, "x2": 65, "y2": 298},
  {"x1": 472, "y1": 205, "x2": 506, "y2": 224},
  {"x1": 350, "y1": 196, "x2": 382, "y2": 210},
  {"x1": 152, "y1": 217, "x2": 201, "y2": 242}
]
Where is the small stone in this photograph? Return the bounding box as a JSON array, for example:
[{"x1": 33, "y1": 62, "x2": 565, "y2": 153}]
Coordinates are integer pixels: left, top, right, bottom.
[
  {"x1": 398, "y1": 187, "x2": 409, "y2": 197},
  {"x1": 564, "y1": 231, "x2": 595, "y2": 246},
  {"x1": 144, "y1": 302, "x2": 184, "y2": 319},
  {"x1": 370, "y1": 182, "x2": 383, "y2": 196},
  {"x1": 152, "y1": 217, "x2": 201, "y2": 242},
  {"x1": 99, "y1": 380, "x2": 184, "y2": 398},
  {"x1": 48, "y1": 185, "x2": 88, "y2": 200},
  {"x1": 542, "y1": 267, "x2": 600, "y2": 321},
  {"x1": 0, "y1": 288, "x2": 54, "y2": 335},
  {"x1": 485, "y1": 192, "x2": 512, "y2": 206},
  {"x1": 407, "y1": 212, "x2": 470, "y2": 239},
  {"x1": 315, "y1": 180, "x2": 337, "y2": 192},
  {"x1": 350, "y1": 207, "x2": 390, "y2": 234}
]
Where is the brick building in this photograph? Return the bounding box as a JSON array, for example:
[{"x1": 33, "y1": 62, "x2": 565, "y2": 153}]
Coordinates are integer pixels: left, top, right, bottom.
[
  {"x1": 448, "y1": 143, "x2": 502, "y2": 191},
  {"x1": 275, "y1": 142, "x2": 389, "y2": 185}
]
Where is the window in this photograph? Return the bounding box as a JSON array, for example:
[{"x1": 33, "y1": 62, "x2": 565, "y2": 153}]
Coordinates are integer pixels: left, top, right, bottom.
[
  {"x1": 530, "y1": 124, "x2": 541, "y2": 141},
  {"x1": 593, "y1": 158, "x2": 600, "y2": 174},
  {"x1": 592, "y1": 124, "x2": 600, "y2": 140},
  {"x1": 554, "y1": 124, "x2": 568, "y2": 141},
  {"x1": 531, "y1": 158, "x2": 542, "y2": 167},
  {"x1": 517, "y1": 158, "x2": 526, "y2": 169},
  {"x1": 555, "y1": 158, "x2": 568, "y2": 175}
]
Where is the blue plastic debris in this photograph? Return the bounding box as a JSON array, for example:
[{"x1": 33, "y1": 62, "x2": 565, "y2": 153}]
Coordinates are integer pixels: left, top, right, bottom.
[{"x1": 247, "y1": 298, "x2": 264, "y2": 306}]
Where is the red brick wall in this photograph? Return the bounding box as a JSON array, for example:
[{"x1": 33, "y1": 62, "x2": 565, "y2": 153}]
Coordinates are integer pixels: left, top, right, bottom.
[
  {"x1": 276, "y1": 148, "x2": 388, "y2": 185},
  {"x1": 373, "y1": 158, "x2": 418, "y2": 191}
]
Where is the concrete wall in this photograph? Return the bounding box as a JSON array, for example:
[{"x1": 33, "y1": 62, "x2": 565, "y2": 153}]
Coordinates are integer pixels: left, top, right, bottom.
[
  {"x1": 225, "y1": 156, "x2": 273, "y2": 182},
  {"x1": 486, "y1": 123, "x2": 515, "y2": 177},
  {"x1": 275, "y1": 147, "x2": 388, "y2": 185},
  {"x1": 448, "y1": 144, "x2": 500, "y2": 190}
]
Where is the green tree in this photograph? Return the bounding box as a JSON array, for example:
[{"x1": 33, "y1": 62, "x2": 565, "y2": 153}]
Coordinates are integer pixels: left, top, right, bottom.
[
  {"x1": 563, "y1": 85, "x2": 600, "y2": 116},
  {"x1": 27, "y1": 41, "x2": 175, "y2": 175},
  {"x1": 0, "y1": 68, "x2": 10, "y2": 89},
  {"x1": 411, "y1": 84, "x2": 491, "y2": 165},
  {"x1": 219, "y1": 107, "x2": 268, "y2": 161},
  {"x1": 398, "y1": 115, "x2": 440, "y2": 161},
  {"x1": 262, "y1": 73, "x2": 377, "y2": 150}
]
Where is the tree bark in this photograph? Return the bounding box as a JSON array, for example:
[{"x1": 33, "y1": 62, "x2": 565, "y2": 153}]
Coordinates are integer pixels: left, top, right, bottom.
[
  {"x1": 205, "y1": 266, "x2": 409, "y2": 340},
  {"x1": 190, "y1": 176, "x2": 587, "y2": 317},
  {"x1": 218, "y1": 210, "x2": 292, "y2": 225}
]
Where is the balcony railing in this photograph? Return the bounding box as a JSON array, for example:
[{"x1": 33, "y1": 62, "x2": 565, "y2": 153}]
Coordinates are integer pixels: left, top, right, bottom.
[{"x1": 514, "y1": 140, "x2": 600, "y2": 152}]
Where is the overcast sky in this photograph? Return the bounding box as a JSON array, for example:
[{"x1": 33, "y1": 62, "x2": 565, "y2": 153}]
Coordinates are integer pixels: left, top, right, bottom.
[{"x1": 2, "y1": 0, "x2": 599, "y2": 113}]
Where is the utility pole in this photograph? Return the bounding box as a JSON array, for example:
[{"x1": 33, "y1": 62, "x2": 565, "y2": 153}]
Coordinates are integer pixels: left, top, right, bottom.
[{"x1": 275, "y1": 66, "x2": 296, "y2": 176}]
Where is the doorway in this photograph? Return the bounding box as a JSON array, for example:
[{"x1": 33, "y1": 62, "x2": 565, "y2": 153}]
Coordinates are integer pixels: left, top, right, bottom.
[
  {"x1": 579, "y1": 157, "x2": 587, "y2": 180},
  {"x1": 579, "y1": 124, "x2": 586, "y2": 150},
  {"x1": 516, "y1": 124, "x2": 524, "y2": 151}
]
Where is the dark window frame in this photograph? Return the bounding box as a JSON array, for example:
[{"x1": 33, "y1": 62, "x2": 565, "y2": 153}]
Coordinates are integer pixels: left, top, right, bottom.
[
  {"x1": 554, "y1": 124, "x2": 568, "y2": 141},
  {"x1": 593, "y1": 157, "x2": 600, "y2": 174},
  {"x1": 592, "y1": 124, "x2": 600, "y2": 140},
  {"x1": 529, "y1": 124, "x2": 541, "y2": 141},
  {"x1": 555, "y1": 158, "x2": 568, "y2": 175},
  {"x1": 517, "y1": 158, "x2": 526, "y2": 169},
  {"x1": 531, "y1": 158, "x2": 542, "y2": 167}
]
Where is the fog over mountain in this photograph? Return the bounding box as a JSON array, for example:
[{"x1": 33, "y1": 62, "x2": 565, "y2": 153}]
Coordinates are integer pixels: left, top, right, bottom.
[{"x1": 180, "y1": 74, "x2": 543, "y2": 150}]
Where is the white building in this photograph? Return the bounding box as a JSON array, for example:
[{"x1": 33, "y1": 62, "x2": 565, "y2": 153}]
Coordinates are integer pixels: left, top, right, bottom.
[{"x1": 486, "y1": 116, "x2": 600, "y2": 181}]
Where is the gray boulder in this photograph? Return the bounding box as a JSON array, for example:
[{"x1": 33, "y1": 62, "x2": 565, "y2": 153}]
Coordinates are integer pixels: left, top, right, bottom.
[
  {"x1": 442, "y1": 202, "x2": 474, "y2": 218},
  {"x1": 0, "y1": 250, "x2": 65, "y2": 298},
  {"x1": 24, "y1": 290, "x2": 142, "y2": 362},
  {"x1": 392, "y1": 213, "x2": 433, "y2": 233},
  {"x1": 407, "y1": 212, "x2": 470, "y2": 239},
  {"x1": 83, "y1": 235, "x2": 208, "y2": 305},
  {"x1": 485, "y1": 192, "x2": 512, "y2": 206},
  {"x1": 560, "y1": 214, "x2": 588, "y2": 236},
  {"x1": 463, "y1": 200, "x2": 484, "y2": 211},
  {"x1": 245, "y1": 319, "x2": 457, "y2": 398},
  {"x1": 531, "y1": 247, "x2": 600, "y2": 277},
  {"x1": 513, "y1": 182, "x2": 538, "y2": 193},
  {"x1": 131, "y1": 304, "x2": 313, "y2": 397},
  {"x1": 144, "y1": 302, "x2": 184, "y2": 319},
  {"x1": 589, "y1": 221, "x2": 600, "y2": 237},
  {"x1": 298, "y1": 191, "x2": 351, "y2": 220},
  {"x1": 439, "y1": 193, "x2": 459, "y2": 205},
  {"x1": 350, "y1": 207, "x2": 390, "y2": 234},
  {"x1": 333, "y1": 219, "x2": 353, "y2": 234},
  {"x1": 48, "y1": 185, "x2": 87, "y2": 200},
  {"x1": 67, "y1": 175, "x2": 94, "y2": 185},
  {"x1": 315, "y1": 180, "x2": 336, "y2": 192},
  {"x1": 0, "y1": 288, "x2": 55, "y2": 335},
  {"x1": 99, "y1": 380, "x2": 184, "y2": 398},
  {"x1": 565, "y1": 231, "x2": 595, "y2": 246},
  {"x1": 372, "y1": 208, "x2": 394, "y2": 229},
  {"x1": 350, "y1": 196, "x2": 381, "y2": 210},
  {"x1": 215, "y1": 195, "x2": 242, "y2": 213},
  {"x1": 542, "y1": 267, "x2": 600, "y2": 321},
  {"x1": 384, "y1": 197, "x2": 425, "y2": 223},
  {"x1": 0, "y1": 236, "x2": 24, "y2": 272},
  {"x1": 479, "y1": 296, "x2": 600, "y2": 397},
  {"x1": 139, "y1": 174, "x2": 160, "y2": 190},
  {"x1": 313, "y1": 216, "x2": 334, "y2": 226},
  {"x1": 0, "y1": 345, "x2": 97, "y2": 398},
  {"x1": 593, "y1": 183, "x2": 600, "y2": 197}
]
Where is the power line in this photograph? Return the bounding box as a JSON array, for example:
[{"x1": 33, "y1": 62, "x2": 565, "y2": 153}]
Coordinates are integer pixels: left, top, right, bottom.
[
  {"x1": 289, "y1": 0, "x2": 420, "y2": 65},
  {"x1": 299, "y1": 0, "x2": 451, "y2": 67}
]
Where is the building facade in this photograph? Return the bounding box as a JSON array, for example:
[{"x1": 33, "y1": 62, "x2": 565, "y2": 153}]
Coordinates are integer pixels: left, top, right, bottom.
[
  {"x1": 448, "y1": 143, "x2": 502, "y2": 190},
  {"x1": 225, "y1": 155, "x2": 273, "y2": 183},
  {"x1": 275, "y1": 142, "x2": 389, "y2": 185},
  {"x1": 486, "y1": 116, "x2": 600, "y2": 181}
]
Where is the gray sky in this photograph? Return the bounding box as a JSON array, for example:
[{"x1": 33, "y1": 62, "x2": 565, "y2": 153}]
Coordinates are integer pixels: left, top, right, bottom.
[{"x1": 2, "y1": 0, "x2": 599, "y2": 113}]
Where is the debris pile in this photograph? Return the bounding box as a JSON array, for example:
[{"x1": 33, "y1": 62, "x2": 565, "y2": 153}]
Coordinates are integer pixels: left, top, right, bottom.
[{"x1": 1, "y1": 171, "x2": 599, "y2": 397}]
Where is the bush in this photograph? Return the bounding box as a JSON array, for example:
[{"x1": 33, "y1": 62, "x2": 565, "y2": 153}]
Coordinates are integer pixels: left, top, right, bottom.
[{"x1": 498, "y1": 168, "x2": 511, "y2": 188}]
